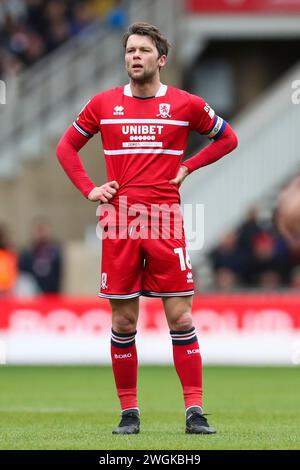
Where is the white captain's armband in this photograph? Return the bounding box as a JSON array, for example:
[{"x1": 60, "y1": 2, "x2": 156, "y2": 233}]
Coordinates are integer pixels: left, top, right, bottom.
[{"x1": 206, "y1": 116, "x2": 227, "y2": 140}]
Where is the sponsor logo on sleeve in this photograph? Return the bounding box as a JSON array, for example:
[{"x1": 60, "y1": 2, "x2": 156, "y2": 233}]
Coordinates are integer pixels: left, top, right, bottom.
[{"x1": 204, "y1": 103, "x2": 215, "y2": 119}]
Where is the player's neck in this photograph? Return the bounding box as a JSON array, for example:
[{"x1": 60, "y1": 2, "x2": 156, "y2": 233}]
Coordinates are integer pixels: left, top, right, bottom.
[{"x1": 129, "y1": 78, "x2": 161, "y2": 98}]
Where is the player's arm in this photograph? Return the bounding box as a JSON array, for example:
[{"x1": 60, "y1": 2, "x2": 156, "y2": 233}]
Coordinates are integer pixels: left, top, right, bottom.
[
  {"x1": 182, "y1": 122, "x2": 238, "y2": 174},
  {"x1": 170, "y1": 97, "x2": 238, "y2": 186},
  {"x1": 56, "y1": 97, "x2": 119, "y2": 202},
  {"x1": 56, "y1": 126, "x2": 119, "y2": 202},
  {"x1": 56, "y1": 124, "x2": 96, "y2": 198}
]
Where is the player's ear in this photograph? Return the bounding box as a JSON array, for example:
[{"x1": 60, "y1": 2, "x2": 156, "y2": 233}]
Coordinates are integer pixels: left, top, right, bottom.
[{"x1": 158, "y1": 54, "x2": 167, "y2": 68}]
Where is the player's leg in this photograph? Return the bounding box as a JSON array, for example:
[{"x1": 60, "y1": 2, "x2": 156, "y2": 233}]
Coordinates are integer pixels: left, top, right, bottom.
[
  {"x1": 163, "y1": 296, "x2": 202, "y2": 410},
  {"x1": 98, "y1": 234, "x2": 142, "y2": 434},
  {"x1": 110, "y1": 297, "x2": 140, "y2": 434},
  {"x1": 163, "y1": 295, "x2": 216, "y2": 434}
]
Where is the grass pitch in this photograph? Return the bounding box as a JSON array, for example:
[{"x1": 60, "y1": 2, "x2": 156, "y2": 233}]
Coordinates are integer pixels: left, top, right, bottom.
[{"x1": 0, "y1": 365, "x2": 299, "y2": 450}]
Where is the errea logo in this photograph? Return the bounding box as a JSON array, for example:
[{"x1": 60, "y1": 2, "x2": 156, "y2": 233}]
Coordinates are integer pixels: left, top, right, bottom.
[
  {"x1": 114, "y1": 105, "x2": 124, "y2": 116},
  {"x1": 186, "y1": 272, "x2": 193, "y2": 283}
]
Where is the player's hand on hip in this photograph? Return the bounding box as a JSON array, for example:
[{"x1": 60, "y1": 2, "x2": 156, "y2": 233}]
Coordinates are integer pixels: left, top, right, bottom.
[
  {"x1": 169, "y1": 165, "x2": 189, "y2": 187},
  {"x1": 88, "y1": 180, "x2": 119, "y2": 202}
]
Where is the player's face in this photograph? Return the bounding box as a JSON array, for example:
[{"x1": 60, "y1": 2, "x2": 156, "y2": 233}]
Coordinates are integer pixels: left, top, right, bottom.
[{"x1": 125, "y1": 34, "x2": 166, "y2": 83}]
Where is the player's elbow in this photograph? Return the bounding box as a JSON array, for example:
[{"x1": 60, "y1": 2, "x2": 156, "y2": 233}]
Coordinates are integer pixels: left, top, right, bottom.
[
  {"x1": 56, "y1": 140, "x2": 62, "y2": 161},
  {"x1": 226, "y1": 125, "x2": 238, "y2": 151},
  {"x1": 230, "y1": 130, "x2": 238, "y2": 151},
  {"x1": 56, "y1": 137, "x2": 68, "y2": 163},
  {"x1": 56, "y1": 146, "x2": 63, "y2": 167}
]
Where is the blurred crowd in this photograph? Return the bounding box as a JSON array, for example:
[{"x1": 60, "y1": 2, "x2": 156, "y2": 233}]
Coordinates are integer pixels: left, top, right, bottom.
[
  {"x1": 208, "y1": 207, "x2": 300, "y2": 291},
  {"x1": 2, "y1": 206, "x2": 300, "y2": 298},
  {"x1": 0, "y1": 218, "x2": 62, "y2": 297},
  {"x1": 0, "y1": 0, "x2": 122, "y2": 78}
]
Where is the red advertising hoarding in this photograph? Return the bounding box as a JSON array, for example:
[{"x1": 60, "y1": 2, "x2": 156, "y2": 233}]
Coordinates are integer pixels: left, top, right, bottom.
[
  {"x1": 186, "y1": 0, "x2": 300, "y2": 14},
  {"x1": 1, "y1": 293, "x2": 300, "y2": 333},
  {"x1": 1, "y1": 294, "x2": 300, "y2": 364}
]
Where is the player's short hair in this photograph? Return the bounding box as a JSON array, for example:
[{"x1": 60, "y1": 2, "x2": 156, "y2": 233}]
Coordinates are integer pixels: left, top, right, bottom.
[{"x1": 123, "y1": 22, "x2": 171, "y2": 57}]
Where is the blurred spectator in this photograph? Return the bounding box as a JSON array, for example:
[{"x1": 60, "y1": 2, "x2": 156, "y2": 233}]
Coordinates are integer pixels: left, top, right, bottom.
[
  {"x1": 14, "y1": 270, "x2": 40, "y2": 297},
  {"x1": 247, "y1": 231, "x2": 288, "y2": 287},
  {"x1": 25, "y1": 0, "x2": 47, "y2": 35},
  {"x1": 88, "y1": 0, "x2": 119, "y2": 18},
  {"x1": 208, "y1": 206, "x2": 294, "y2": 290},
  {"x1": 43, "y1": 0, "x2": 71, "y2": 51},
  {"x1": 209, "y1": 231, "x2": 244, "y2": 290},
  {"x1": 0, "y1": 0, "x2": 122, "y2": 79},
  {"x1": 0, "y1": 223, "x2": 18, "y2": 296},
  {"x1": 214, "y1": 268, "x2": 239, "y2": 291},
  {"x1": 290, "y1": 266, "x2": 300, "y2": 290},
  {"x1": 235, "y1": 207, "x2": 262, "y2": 284},
  {"x1": 0, "y1": 49, "x2": 24, "y2": 77},
  {"x1": 237, "y1": 207, "x2": 261, "y2": 252},
  {"x1": 286, "y1": 240, "x2": 300, "y2": 273},
  {"x1": 19, "y1": 218, "x2": 62, "y2": 293},
  {"x1": 106, "y1": 5, "x2": 126, "y2": 30},
  {"x1": 257, "y1": 270, "x2": 282, "y2": 291},
  {"x1": 250, "y1": 232, "x2": 279, "y2": 285},
  {"x1": 70, "y1": 2, "x2": 95, "y2": 36}
]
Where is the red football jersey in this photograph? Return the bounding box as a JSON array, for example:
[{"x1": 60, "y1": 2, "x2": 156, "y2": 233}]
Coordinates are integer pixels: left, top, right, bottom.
[{"x1": 73, "y1": 83, "x2": 223, "y2": 210}]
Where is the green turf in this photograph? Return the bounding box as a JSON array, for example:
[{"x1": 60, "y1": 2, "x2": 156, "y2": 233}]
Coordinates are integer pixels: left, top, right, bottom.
[{"x1": 0, "y1": 365, "x2": 299, "y2": 449}]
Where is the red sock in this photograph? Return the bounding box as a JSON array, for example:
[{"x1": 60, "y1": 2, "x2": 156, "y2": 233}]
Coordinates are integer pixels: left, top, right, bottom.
[
  {"x1": 111, "y1": 329, "x2": 138, "y2": 412},
  {"x1": 171, "y1": 327, "x2": 203, "y2": 409}
]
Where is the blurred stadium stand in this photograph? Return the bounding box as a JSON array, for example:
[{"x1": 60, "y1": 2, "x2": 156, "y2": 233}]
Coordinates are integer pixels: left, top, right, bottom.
[
  {"x1": 180, "y1": 0, "x2": 300, "y2": 290},
  {"x1": 1, "y1": 0, "x2": 300, "y2": 296},
  {"x1": 0, "y1": 0, "x2": 180, "y2": 295},
  {"x1": 1, "y1": 1, "x2": 300, "y2": 366}
]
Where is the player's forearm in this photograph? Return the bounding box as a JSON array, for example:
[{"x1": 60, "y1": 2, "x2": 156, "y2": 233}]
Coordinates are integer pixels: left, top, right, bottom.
[
  {"x1": 56, "y1": 126, "x2": 96, "y2": 198},
  {"x1": 183, "y1": 124, "x2": 238, "y2": 174}
]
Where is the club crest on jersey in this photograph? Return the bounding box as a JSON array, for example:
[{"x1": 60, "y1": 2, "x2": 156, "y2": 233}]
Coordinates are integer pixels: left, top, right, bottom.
[
  {"x1": 113, "y1": 105, "x2": 124, "y2": 116},
  {"x1": 157, "y1": 103, "x2": 171, "y2": 118}
]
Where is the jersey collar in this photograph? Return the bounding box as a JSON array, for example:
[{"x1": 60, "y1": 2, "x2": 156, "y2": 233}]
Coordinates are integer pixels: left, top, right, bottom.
[{"x1": 124, "y1": 83, "x2": 167, "y2": 97}]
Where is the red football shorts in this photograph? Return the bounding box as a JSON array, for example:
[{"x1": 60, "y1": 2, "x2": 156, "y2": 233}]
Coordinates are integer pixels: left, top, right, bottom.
[{"x1": 98, "y1": 225, "x2": 195, "y2": 299}]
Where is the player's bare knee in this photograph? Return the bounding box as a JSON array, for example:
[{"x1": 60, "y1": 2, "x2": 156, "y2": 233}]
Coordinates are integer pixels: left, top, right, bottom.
[
  {"x1": 110, "y1": 299, "x2": 138, "y2": 333},
  {"x1": 111, "y1": 306, "x2": 138, "y2": 333},
  {"x1": 169, "y1": 311, "x2": 193, "y2": 332},
  {"x1": 112, "y1": 315, "x2": 137, "y2": 333}
]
